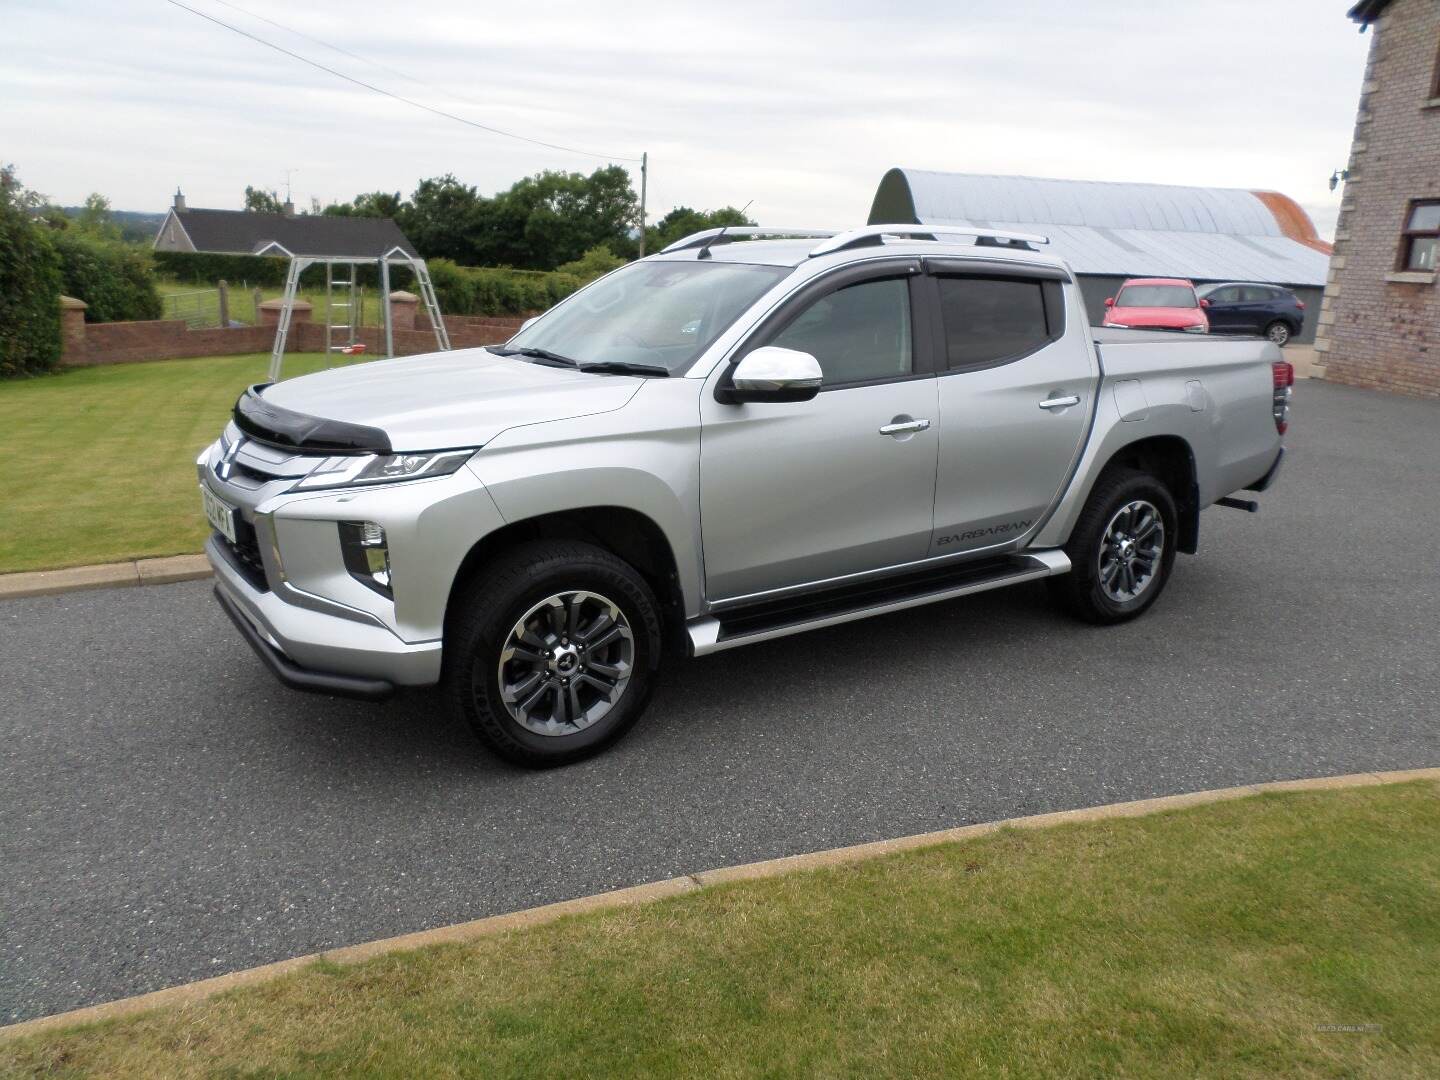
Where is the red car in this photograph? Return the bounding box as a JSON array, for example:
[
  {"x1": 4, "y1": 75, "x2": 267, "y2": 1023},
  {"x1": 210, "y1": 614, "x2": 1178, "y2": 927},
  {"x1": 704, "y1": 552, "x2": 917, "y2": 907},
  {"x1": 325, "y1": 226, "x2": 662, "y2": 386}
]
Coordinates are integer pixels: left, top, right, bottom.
[{"x1": 1102, "y1": 277, "x2": 1209, "y2": 334}]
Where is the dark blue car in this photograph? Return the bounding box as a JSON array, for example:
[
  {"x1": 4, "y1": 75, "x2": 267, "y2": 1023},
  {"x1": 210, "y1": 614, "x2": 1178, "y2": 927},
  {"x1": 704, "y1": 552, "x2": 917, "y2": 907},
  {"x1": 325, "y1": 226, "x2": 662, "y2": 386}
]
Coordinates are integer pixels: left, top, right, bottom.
[{"x1": 1195, "y1": 282, "x2": 1306, "y2": 346}]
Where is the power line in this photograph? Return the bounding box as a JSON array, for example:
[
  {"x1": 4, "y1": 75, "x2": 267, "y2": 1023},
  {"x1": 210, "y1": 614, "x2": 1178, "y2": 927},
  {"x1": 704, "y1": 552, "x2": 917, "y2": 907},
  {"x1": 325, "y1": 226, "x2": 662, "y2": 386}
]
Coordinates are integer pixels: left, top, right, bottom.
[
  {"x1": 207, "y1": 0, "x2": 423, "y2": 88},
  {"x1": 163, "y1": 0, "x2": 643, "y2": 163}
]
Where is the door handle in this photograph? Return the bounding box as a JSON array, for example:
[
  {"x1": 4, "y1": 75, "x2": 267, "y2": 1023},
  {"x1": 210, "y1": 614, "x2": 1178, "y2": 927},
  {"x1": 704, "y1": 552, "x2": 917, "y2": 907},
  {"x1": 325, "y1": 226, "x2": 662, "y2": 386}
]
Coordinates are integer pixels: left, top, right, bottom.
[
  {"x1": 879, "y1": 418, "x2": 931, "y2": 436},
  {"x1": 1038, "y1": 395, "x2": 1081, "y2": 411}
]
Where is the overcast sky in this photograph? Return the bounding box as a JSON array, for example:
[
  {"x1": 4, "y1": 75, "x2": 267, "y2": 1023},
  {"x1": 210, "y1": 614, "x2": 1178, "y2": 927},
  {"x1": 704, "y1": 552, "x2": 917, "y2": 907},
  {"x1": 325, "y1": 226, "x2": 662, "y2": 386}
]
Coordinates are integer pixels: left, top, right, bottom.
[{"x1": 3, "y1": 0, "x2": 1370, "y2": 239}]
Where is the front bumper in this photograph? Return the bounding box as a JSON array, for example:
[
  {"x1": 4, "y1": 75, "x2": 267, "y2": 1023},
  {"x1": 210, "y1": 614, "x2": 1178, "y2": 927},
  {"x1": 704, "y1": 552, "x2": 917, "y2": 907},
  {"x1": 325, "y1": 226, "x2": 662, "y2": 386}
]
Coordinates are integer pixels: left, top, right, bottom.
[
  {"x1": 208, "y1": 534, "x2": 443, "y2": 689},
  {"x1": 214, "y1": 585, "x2": 395, "y2": 700}
]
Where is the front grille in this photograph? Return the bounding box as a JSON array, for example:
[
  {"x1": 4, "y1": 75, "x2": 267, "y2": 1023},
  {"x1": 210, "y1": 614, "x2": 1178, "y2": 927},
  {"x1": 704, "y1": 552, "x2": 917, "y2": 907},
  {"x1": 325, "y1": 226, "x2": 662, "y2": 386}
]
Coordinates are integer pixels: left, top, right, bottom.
[{"x1": 215, "y1": 517, "x2": 269, "y2": 592}]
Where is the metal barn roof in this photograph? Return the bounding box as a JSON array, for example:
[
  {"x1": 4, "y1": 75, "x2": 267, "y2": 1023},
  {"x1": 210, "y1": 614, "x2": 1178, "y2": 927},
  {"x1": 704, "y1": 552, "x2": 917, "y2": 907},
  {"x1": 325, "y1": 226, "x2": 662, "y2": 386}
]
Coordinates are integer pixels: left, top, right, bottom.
[{"x1": 868, "y1": 169, "x2": 1332, "y2": 287}]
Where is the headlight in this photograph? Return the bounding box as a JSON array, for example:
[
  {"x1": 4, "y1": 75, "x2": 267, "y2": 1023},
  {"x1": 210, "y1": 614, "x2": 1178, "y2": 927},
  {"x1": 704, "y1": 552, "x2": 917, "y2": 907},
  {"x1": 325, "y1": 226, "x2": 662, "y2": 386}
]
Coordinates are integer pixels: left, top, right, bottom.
[{"x1": 294, "y1": 449, "x2": 476, "y2": 491}]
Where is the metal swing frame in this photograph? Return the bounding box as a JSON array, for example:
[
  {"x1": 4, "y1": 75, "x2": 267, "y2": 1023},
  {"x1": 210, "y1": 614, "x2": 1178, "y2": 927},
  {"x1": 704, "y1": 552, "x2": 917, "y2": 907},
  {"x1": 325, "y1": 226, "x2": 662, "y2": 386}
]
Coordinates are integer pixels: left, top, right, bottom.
[{"x1": 267, "y1": 247, "x2": 450, "y2": 382}]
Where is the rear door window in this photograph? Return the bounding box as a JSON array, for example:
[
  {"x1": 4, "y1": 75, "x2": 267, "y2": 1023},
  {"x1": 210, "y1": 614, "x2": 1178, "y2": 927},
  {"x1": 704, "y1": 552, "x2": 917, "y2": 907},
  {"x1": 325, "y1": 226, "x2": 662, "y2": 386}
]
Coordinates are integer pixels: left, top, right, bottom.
[{"x1": 935, "y1": 277, "x2": 1058, "y2": 371}]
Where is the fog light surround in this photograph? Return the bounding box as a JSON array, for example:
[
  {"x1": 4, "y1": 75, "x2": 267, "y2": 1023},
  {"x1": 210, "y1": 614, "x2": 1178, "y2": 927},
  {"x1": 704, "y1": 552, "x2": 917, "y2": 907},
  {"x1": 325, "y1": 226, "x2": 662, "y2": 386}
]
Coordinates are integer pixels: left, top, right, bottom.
[{"x1": 338, "y1": 521, "x2": 392, "y2": 598}]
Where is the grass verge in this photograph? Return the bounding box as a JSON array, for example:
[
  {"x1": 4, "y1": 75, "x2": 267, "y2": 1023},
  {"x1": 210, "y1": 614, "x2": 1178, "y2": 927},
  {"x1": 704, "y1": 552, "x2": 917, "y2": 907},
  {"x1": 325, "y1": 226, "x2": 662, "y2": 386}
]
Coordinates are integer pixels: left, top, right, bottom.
[
  {"x1": 3, "y1": 781, "x2": 1438, "y2": 1078},
  {"x1": 0, "y1": 353, "x2": 366, "y2": 573}
]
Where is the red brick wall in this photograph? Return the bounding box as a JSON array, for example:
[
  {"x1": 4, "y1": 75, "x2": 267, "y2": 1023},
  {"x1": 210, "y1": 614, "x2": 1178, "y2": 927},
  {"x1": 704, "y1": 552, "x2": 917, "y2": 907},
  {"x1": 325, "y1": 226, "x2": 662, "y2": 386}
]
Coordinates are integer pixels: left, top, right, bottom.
[
  {"x1": 59, "y1": 310, "x2": 524, "y2": 368},
  {"x1": 293, "y1": 315, "x2": 521, "y2": 357},
  {"x1": 414, "y1": 311, "x2": 527, "y2": 336},
  {"x1": 61, "y1": 320, "x2": 274, "y2": 367},
  {"x1": 1317, "y1": 0, "x2": 1440, "y2": 398}
]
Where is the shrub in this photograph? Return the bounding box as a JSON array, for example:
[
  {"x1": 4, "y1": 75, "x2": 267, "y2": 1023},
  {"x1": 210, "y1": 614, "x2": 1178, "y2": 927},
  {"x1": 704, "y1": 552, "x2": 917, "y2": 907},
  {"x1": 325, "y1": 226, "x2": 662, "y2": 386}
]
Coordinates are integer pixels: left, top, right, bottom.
[
  {"x1": 54, "y1": 233, "x2": 162, "y2": 323},
  {"x1": 557, "y1": 245, "x2": 626, "y2": 282},
  {"x1": 0, "y1": 199, "x2": 63, "y2": 378}
]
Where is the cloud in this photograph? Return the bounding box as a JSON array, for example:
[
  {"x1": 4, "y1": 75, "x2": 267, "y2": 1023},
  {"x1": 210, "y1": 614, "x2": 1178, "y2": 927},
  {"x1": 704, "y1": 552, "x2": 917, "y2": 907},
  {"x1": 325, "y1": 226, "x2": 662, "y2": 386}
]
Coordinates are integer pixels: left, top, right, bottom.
[{"x1": 1, "y1": 0, "x2": 1368, "y2": 238}]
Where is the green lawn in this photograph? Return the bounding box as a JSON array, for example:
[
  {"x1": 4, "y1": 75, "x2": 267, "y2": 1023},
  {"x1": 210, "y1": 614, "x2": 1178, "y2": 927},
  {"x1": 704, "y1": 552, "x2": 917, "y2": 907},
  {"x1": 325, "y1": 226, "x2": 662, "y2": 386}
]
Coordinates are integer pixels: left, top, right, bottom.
[
  {"x1": 3, "y1": 781, "x2": 1438, "y2": 1078},
  {"x1": 157, "y1": 281, "x2": 389, "y2": 328},
  {"x1": 0, "y1": 353, "x2": 369, "y2": 573}
]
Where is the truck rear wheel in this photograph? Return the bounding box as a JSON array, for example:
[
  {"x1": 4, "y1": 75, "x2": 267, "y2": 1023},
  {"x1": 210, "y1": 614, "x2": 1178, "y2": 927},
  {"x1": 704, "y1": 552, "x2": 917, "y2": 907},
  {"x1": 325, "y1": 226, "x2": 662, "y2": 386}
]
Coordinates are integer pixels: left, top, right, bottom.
[
  {"x1": 1048, "y1": 468, "x2": 1178, "y2": 625},
  {"x1": 444, "y1": 540, "x2": 663, "y2": 768}
]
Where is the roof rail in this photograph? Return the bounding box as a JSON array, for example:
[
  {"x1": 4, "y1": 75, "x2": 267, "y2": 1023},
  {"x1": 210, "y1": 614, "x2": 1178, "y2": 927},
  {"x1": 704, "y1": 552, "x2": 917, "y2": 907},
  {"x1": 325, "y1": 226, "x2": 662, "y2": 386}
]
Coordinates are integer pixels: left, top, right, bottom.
[
  {"x1": 659, "y1": 227, "x2": 838, "y2": 254},
  {"x1": 808, "y1": 224, "x2": 1051, "y2": 257}
]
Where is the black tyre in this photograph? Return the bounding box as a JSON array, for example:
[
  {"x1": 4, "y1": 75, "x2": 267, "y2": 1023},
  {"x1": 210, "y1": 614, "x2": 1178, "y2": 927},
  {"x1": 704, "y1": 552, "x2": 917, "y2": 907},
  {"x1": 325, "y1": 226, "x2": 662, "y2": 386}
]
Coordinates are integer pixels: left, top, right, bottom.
[
  {"x1": 1048, "y1": 468, "x2": 1178, "y2": 625},
  {"x1": 1264, "y1": 320, "x2": 1292, "y2": 347},
  {"x1": 444, "y1": 540, "x2": 663, "y2": 767}
]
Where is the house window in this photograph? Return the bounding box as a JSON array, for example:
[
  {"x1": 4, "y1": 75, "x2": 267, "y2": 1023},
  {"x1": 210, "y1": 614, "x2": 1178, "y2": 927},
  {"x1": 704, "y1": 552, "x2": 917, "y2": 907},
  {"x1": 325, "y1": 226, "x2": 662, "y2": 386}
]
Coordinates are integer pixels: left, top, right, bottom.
[{"x1": 1399, "y1": 201, "x2": 1440, "y2": 271}]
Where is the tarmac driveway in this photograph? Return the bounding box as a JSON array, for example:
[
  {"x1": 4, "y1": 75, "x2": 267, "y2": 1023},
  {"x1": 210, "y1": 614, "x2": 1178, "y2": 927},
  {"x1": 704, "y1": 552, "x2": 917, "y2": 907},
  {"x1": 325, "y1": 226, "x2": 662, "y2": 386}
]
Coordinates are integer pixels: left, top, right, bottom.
[{"x1": 2, "y1": 379, "x2": 1438, "y2": 1024}]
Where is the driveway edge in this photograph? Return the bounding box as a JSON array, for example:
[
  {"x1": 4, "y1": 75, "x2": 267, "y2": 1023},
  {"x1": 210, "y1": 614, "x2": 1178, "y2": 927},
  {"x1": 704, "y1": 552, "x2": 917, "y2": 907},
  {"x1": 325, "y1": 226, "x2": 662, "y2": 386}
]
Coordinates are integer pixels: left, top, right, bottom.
[
  {"x1": 0, "y1": 555, "x2": 211, "y2": 600},
  {"x1": 3, "y1": 766, "x2": 1436, "y2": 1041}
]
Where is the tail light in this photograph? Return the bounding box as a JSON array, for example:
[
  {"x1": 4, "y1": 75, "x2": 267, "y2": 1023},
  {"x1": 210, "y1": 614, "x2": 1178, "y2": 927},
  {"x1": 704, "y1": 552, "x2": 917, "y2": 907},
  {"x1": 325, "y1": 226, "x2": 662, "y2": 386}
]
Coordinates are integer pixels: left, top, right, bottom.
[
  {"x1": 1272, "y1": 361, "x2": 1294, "y2": 434},
  {"x1": 1296, "y1": 300, "x2": 1306, "y2": 310}
]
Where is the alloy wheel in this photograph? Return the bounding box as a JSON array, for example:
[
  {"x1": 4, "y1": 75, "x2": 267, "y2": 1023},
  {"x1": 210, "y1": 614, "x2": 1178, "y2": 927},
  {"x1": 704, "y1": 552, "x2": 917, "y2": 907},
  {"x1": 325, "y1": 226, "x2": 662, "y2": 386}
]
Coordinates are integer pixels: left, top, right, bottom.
[
  {"x1": 1098, "y1": 500, "x2": 1166, "y2": 603},
  {"x1": 496, "y1": 591, "x2": 634, "y2": 736},
  {"x1": 1267, "y1": 323, "x2": 1290, "y2": 346}
]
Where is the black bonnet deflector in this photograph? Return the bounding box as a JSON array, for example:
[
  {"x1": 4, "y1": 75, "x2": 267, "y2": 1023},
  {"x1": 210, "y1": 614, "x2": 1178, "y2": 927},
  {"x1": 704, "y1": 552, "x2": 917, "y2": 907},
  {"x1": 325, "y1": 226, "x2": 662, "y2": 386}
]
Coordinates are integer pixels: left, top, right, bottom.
[{"x1": 233, "y1": 384, "x2": 392, "y2": 455}]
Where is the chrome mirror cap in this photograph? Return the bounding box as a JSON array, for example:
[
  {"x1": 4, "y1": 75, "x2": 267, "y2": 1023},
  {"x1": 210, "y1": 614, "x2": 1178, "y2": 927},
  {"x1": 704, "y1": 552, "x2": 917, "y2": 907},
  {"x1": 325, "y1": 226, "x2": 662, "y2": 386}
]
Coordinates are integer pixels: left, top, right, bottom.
[{"x1": 727, "y1": 346, "x2": 823, "y2": 403}]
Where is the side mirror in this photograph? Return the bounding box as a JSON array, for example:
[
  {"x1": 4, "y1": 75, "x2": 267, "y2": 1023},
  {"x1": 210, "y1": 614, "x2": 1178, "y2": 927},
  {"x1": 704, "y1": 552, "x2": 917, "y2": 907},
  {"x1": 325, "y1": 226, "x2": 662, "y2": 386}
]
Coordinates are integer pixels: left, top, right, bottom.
[
  {"x1": 724, "y1": 346, "x2": 823, "y2": 404},
  {"x1": 519, "y1": 316, "x2": 539, "y2": 332},
  {"x1": 1199, "y1": 298, "x2": 1211, "y2": 308},
  {"x1": 1104, "y1": 297, "x2": 1115, "y2": 307}
]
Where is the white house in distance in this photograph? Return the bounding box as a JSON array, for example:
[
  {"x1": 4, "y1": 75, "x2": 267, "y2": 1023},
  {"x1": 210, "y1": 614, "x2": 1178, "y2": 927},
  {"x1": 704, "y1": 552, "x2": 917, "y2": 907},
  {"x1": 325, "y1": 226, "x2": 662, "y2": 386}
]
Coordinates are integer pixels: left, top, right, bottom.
[
  {"x1": 868, "y1": 169, "x2": 1333, "y2": 341},
  {"x1": 153, "y1": 189, "x2": 417, "y2": 259}
]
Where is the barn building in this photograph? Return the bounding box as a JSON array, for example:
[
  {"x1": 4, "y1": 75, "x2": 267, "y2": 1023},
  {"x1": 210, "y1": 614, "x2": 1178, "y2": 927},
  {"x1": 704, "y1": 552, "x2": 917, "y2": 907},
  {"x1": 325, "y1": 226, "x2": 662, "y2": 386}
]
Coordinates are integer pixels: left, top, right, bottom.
[{"x1": 868, "y1": 169, "x2": 1333, "y2": 342}]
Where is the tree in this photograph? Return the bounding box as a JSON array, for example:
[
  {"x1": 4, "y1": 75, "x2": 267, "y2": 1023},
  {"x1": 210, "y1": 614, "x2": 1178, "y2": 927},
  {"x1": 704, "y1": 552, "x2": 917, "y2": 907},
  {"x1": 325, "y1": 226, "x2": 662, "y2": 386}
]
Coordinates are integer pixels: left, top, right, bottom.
[
  {"x1": 73, "y1": 193, "x2": 121, "y2": 241},
  {"x1": 243, "y1": 185, "x2": 284, "y2": 213},
  {"x1": 642, "y1": 205, "x2": 757, "y2": 256},
  {"x1": 323, "y1": 190, "x2": 404, "y2": 219},
  {"x1": 0, "y1": 164, "x2": 64, "y2": 377},
  {"x1": 398, "y1": 175, "x2": 485, "y2": 263},
  {"x1": 492, "y1": 165, "x2": 639, "y2": 270}
]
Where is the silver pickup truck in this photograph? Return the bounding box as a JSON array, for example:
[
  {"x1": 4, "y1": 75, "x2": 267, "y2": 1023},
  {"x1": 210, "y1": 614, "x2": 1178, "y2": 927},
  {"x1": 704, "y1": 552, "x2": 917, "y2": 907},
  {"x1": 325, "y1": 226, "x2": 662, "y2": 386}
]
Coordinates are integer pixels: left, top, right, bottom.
[{"x1": 199, "y1": 225, "x2": 1290, "y2": 766}]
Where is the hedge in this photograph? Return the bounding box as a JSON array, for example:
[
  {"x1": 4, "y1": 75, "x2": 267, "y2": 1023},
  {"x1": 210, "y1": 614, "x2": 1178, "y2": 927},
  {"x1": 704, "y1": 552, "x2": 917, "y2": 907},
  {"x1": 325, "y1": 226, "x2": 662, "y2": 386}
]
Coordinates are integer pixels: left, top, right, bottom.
[
  {"x1": 152, "y1": 251, "x2": 583, "y2": 317},
  {"x1": 426, "y1": 259, "x2": 582, "y2": 316},
  {"x1": 152, "y1": 251, "x2": 414, "y2": 291},
  {"x1": 0, "y1": 204, "x2": 63, "y2": 377},
  {"x1": 54, "y1": 233, "x2": 162, "y2": 323},
  {"x1": 153, "y1": 250, "x2": 293, "y2": 287}
]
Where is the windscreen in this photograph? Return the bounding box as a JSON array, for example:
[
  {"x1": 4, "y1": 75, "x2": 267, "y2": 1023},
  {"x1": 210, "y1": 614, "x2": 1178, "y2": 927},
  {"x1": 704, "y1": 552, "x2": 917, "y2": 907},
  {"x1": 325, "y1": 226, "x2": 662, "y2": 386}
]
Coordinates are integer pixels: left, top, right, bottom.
[
  {"x1": 1116, "y1": 285, "x2": 1197, "y2": 309},
  {"x1": 505, "y1": 260, "x2": 791, "y2": 374}
]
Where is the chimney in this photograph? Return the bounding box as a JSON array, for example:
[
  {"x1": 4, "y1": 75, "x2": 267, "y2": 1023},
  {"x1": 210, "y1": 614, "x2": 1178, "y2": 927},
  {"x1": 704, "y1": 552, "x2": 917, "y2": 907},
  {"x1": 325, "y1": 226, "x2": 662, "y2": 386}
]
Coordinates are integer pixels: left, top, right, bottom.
[
  {"x1": 282, "y1": 198, "x2": 295, "y2": 218},
  {"x1": 173, "y1": 187, "x2": 186, "y2": 212}
]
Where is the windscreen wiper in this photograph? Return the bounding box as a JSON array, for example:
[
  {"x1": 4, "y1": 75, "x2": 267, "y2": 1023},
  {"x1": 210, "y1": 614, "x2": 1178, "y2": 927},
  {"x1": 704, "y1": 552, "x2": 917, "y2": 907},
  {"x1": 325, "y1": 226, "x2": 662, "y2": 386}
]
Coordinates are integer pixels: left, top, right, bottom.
[
  {"x1": 485, "y1": 345, "x2": 580, "y2": 368},
  {"x1": 578, "y1": 362, "x2": 671, "y2": 378}
]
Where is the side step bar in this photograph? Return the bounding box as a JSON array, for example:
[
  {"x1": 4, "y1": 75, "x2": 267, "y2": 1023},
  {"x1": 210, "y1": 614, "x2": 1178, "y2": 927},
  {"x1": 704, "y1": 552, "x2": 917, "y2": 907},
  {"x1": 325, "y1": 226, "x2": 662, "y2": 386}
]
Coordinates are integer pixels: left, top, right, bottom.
[{"x1": 688, "y1": 550, "x2": 1070, "y2": 657}]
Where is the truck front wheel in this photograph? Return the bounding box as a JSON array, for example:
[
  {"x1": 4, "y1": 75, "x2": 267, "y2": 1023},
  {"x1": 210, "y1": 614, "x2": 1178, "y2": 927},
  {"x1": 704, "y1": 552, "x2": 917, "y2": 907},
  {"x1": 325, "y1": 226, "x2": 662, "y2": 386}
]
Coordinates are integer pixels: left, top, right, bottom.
[
  {"x1": 444, "y1": 540, "x2": 664, "y2": 767},
  {"x1": 1048, "y1": 468, "x2": 1178, "y2": 625}
]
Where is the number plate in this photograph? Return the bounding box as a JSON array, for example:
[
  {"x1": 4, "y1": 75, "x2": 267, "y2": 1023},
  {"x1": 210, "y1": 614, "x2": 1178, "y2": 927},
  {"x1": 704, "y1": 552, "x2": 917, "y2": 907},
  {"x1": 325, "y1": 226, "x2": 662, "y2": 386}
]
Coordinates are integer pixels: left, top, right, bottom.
[{"x1": 201, "y1": 486, "x2": 238, "y2": 545}]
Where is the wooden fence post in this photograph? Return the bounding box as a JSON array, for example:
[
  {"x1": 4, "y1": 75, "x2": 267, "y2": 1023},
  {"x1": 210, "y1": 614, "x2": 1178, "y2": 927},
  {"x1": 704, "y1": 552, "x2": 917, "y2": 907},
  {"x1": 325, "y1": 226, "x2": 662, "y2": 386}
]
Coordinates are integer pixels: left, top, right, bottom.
[{"x1": 217, "y1": 280, "x2": 230, "y2": 328}]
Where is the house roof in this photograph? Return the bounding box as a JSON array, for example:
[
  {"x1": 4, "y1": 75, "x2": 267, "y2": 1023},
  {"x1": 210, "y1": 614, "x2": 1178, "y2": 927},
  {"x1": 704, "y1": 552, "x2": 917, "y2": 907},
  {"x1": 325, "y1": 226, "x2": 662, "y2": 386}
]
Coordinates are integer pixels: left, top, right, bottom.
[
  {"x1": 164, "y1": 209, "x2": 417, "y2": 258},
  {"x1": 1347, "y1": 0, "x2": 1391, "y2": 25},
  {"x1": 868, "y1": 169, "x2": 1333, "y2": 287}
]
